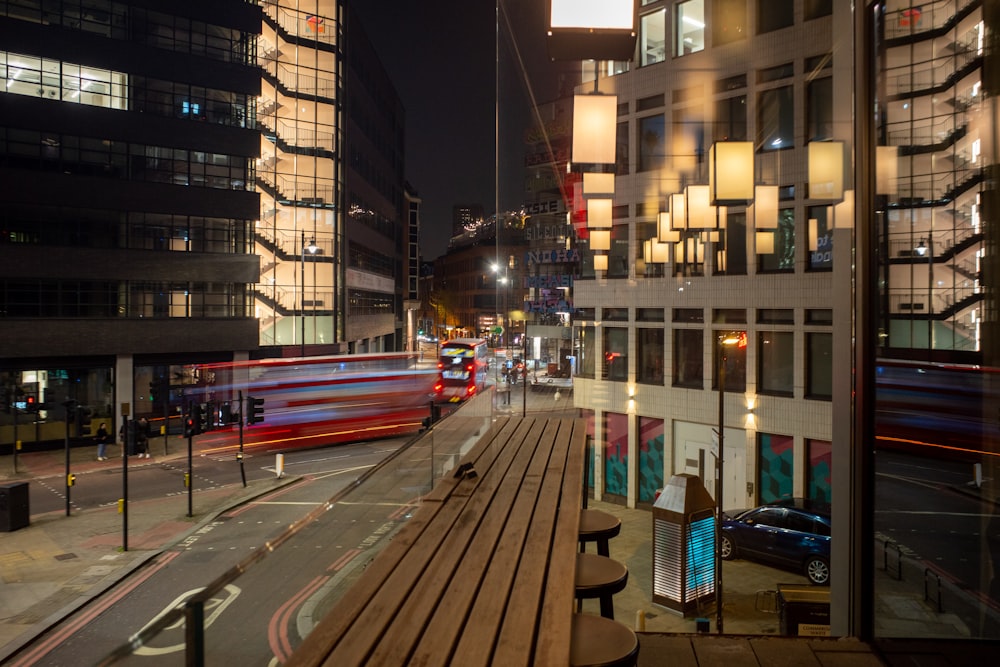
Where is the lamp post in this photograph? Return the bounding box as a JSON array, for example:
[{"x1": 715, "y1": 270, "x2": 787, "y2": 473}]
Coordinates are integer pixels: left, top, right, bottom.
[
  {"x1": 301, "y1": 233, "x2": 318, "y2": 358},
  {"x1": 716, "y1": 331, "x2": 741, "y2": 634}
]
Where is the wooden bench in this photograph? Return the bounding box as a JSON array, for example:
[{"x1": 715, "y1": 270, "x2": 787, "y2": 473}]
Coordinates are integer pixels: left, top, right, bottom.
[{"x1": 287, "y1": 417, "x2": 588, "y2": 666}]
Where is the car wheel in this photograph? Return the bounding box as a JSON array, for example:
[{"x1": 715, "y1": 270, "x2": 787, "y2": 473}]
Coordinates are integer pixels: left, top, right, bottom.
[
  {"x1": 721, "y1": 534, "x2": 735, "y2": 560},
  {"x1": 805, "y1": 556, "x2": 830, "y2": 585}
]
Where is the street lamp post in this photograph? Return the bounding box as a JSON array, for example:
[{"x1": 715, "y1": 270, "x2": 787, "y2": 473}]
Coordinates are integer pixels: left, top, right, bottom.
[
  {"x1": 301, "y1": 233, "x2": 318, "y2": 358},
  {"x1": 716, "y1": 331, "x2": 741, "y2": 634}
]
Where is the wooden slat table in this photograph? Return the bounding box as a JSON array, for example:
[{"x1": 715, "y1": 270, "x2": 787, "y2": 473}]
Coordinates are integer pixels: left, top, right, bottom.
[{"x1": 288, "y1": 417, "x2": 588, "y2": 667}]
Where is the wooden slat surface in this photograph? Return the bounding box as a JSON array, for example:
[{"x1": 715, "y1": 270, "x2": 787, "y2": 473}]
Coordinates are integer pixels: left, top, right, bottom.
[{"x1": 287, "y1": 417, "x2": 587, "y2": 667}]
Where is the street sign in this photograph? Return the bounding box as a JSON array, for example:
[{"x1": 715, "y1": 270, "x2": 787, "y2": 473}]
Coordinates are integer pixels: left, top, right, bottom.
[{"x1": 492, "y1": 326, "x2": 504, "y2": 335}]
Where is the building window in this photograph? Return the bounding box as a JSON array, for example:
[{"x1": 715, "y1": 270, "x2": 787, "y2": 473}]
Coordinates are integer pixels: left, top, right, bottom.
[
  {"x1": 758, "y1": 85, "x2": 794, "y2": 151},
  {"x1": 675, "y1": 0, "x2": 705, "y2": 56},
  {"x1": 713, "y1": 0, "x2": 746, "y2": 46},
  {"x1": 807, "y1": 205, "x2": 833, "y2": 271},
  {"x1": 603, "y1": 307, "x2": 629, "y2": 322},
  {"x1": 616, "y1": 121, "x2": 630, "y2": 175},
  {"x1": 603, "y1": 327, "x2": 628, "y2": 381},
  {"x1": 806, "y1": 332, "x2": 832, "y2": 399},
  {"x1": 640, "y1": 9, "x2": 666, "y2": 66},
  {"x1": 805, "y1": 0, "x2": 833, "y2": 20},
  {"x1": 638, "y1": 114, "x2": 666, "y2": 172},
  {"x1": 757, "y1": 0, "x2": 794, "y2": 34},
  {"x1": 637, "y1": 308, "x2": 665, "y2": 322},
  {"x1": 577, "y1": 325, "x2": 596, "y2": 379},
  {"x1": 758, "y1": 309, "x2": 795, "y2": 325},
  {"x1": 718, "y1": 211, "x2": 747, "y2": 275},
  {"x1": 759, "y1": 331, "x2": 794, "y2": 396},
  {"x1": 715, "y1": 95, "x2": 747, "y2": 141},
  {"x1": 757, "y1": 208, "x2": 796, "y2": 273},
  {"x1": 673, "y1": 329, "x2": 704, "y2": 388},
  {"x1": 637, "y1": 328, "x2": 664, "y2": 385},
  {"x1": 807, "y1": 76, "x2": 833, "y2": 141},
  {"x1": 714, "y1": 330, "x2": 747, "y2": 392}
]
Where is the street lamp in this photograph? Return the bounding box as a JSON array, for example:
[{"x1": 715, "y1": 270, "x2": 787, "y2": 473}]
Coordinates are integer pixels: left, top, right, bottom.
[
  {"x1": 716, "y1": 330, "x2": 742, "y2": 634},
  {"x1": 301, "y1": 232, "x2": 318, "y2": 357}
]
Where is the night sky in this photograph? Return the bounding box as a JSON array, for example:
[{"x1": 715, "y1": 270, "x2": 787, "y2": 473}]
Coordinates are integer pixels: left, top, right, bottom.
[{"x1": 351, "y1": 1, "x2": 565, "y2": 260}]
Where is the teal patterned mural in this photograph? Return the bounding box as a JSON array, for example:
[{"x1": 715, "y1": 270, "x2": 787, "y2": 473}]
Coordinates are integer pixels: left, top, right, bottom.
[
  {"x1": 604, "y1": 412, "x2": 629, "y2": 498},
  {"x1": 638, "y1": 416, "x2": 664, "y2": 503},
  {"x1": 807, "y1": 439, "x2": 832, "y2": 504},
  {"x1": 758, "y1": 432, "x2": 794, "y2": 502}
]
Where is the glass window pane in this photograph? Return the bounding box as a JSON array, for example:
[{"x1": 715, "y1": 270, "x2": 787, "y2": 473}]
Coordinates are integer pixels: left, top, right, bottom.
[
  {"x1": 676, "y1": 0, "x2": 705, "y2": 56},
  {"x1": 673, "y1": 329, "x2": 703, "y2": 388},
  {"x1": 806, "y1": 332, "x2": 832, "y2": 399},
  {"x1": 640, "y1": 9, "x2": 666, "y2": 66},
  {"x1": 759, "y1": 331, "x2": 794, "y2": 395}
]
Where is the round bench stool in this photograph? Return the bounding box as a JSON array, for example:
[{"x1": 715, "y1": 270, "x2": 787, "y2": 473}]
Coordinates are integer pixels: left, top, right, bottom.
[
  {"x1": 579, "y1": 508, "x2": 622, "y2": 557},
  {"x1": 569, "y1": 613, "x2": 639, "y2": 667},
  {"x1": 574, "y1": 552, "x2": 628, "y2": 620}
]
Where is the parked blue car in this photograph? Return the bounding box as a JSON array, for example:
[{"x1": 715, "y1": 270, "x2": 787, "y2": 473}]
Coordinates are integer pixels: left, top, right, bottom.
[{"x1": 721, "y1": 499, "x2": 832, "y2": 585}]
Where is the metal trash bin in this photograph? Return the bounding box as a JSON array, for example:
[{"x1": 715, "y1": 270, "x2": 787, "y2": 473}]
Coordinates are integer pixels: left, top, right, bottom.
[
  {"x1": 777, "y1": 583, "x2": 830, "y2": 636},
  {"x1": 0, "y1": 481, "x2": 30, "y2": 532}
]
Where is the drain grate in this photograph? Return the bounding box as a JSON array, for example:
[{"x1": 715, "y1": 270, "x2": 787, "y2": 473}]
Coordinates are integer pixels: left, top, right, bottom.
[{"x1": 54, "y1": 553, "x2": 78, "y2": 561}]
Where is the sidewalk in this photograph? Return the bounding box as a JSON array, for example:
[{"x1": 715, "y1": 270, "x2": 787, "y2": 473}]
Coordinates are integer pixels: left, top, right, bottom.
[{"x1": 0, "y1": 424, "x2": 995, "y2": 665}]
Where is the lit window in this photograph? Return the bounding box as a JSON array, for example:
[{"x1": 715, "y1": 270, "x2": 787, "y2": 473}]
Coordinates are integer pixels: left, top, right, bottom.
[
  {"x1": 675, "y1": 0, "x2": 705, "y2": 56},
  {"x1": 640, "y1": 9, "x2": 666, "y2": 66}
]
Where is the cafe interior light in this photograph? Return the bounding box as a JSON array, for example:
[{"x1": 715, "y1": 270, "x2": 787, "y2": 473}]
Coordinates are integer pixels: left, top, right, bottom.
[
  {"x1": 709, "y1": 141, "x2": 755, "y2": 203},
  {"x1": 587, "y1": 197, "x2": 613, "y2": 228},
  {"x1": 685, "y1": 185, "x2": 716, "y2": 230},
  {"x1": 809, "y1": 218, "x2": 819, "y2": 251},
  {"x1": 573, "y1": 94, "x2": 618, "y2": 165},
  {"x1": 590, "y1": 229, "x2": 611, "y2": 251},
  {"x1": 876, "y1": 145, "x2": 899, "y2": 195},
  {"x1": 583, "y1": 172, "x2": 616, "y2": 196},
  {"x1": 594, "y1": 253, "x2": 609, "y2": 271},
  {"x1": 808, "y1": 140, "x2": 845, "y2": 200},
  {"x1": 670, "y1": 193, "x2": 687, "y2": 230},
  {"x1": 756, "y1": 231, "x2": 775, "y2": 255},
  {"x1": 651, "y1": 239, "x2": 671, "y2": 263},
  {"x1": 752, "y1": 185, "x2": 778, "y2": 229},
  {"x1": 547, "y1": 0, "x2": 638, "y2": 62}
]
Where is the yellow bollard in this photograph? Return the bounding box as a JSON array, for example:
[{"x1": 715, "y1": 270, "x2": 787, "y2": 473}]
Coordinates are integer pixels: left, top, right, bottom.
[
  {"x1": 118, "y1": 498, "x2": 124, "y2": 514},
  {"x1": 67, "y1": 473, "x2": 76, "y2": 487},
  {"x1": 15, "y1": 440, "x2": 22, "y2": 450},
  {"x1": 635, "y1": 610, "x2": 646, "y2": 632},
  {"x1": 184, "y1": 472, "x2": 190, "y2": 488}
]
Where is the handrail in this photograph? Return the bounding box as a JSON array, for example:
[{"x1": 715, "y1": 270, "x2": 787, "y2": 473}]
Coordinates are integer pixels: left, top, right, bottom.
[
  {"x1": 883, "y1": 539, "x2": 903, "y2": 581},
  {"x1": 924, "y1": 568, "x2": 945, "y2": 612}
]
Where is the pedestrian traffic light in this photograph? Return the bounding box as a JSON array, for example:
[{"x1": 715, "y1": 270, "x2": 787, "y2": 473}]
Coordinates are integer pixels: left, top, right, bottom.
[
  {"x1": 247, "y1": 396, "x2": 265, "y2": 425},
  {"x1": 25, "y1": 395, "x2": 36, "y2": 412}
]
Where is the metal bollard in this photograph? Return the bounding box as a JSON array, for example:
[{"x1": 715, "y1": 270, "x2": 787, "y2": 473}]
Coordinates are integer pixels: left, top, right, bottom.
[{"x1": 275, "y1": 453, "x2": 285, "y2": 478}]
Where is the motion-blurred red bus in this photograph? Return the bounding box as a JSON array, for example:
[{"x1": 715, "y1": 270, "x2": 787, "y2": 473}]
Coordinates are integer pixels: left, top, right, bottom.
[{"x1": 435, "y1": 338, "x2": 489, "y2": 403}]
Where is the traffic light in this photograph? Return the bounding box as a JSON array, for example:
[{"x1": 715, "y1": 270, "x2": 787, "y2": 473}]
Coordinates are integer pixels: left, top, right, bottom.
[
  {"x1": 187, "y1": 404, "x2": 203, "y2": 436},
  {"x1": 25, "y1": 395, "x2": 37, "y2": 412},
  {"x1": 247, "y1": 396, "x2": 265, "y2": 425},
  {"x1": 198, "y1": 403, "x2": 210, "y2": 434}
]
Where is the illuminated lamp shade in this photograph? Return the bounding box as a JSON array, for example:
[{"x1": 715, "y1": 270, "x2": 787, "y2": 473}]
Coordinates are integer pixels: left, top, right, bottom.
[
  {"x1": 587, "y1": 197, "x2": 613, "y2": 228},
  {"x1": 752, "y1": 185, "x2": 778, "y2": 230},
  {"x1": 548, "y1": 0, "x2": 638, "y2": 61},
  {"x1": 718, "y1": 206, "x2": 727, "y2": 230},
  {"x1": 660, "y1": 229, "x2": 681, "y2": 243},
  {"x1": 709, "y1": 141, "x2": 755, "y2": 203},
  {"x1": 584, "y1": 172, "x2": 615, "y2": 196},
  {"x1": 593, "y1": 253, "x2": 609, "y2": 271},
  {"x1": 657, "y1": 212, "x2": 671, "y2": 238},
  {"x1": 590, "y1": 229, "x2": 611, "y2": 251},
  {"x1": 685, "y1": 185, "x2": 716, "y2": 230},
  {"x1": 651, "y1": 239, "x2": 671, "y2": 263},
  {"x1": 573, "y1": 94, "x2": 618, "y2": 165},
  {"x1": 808, "y1": 141, "x2": 844, "y2": 200},
  {"x1": 670, "y1": 193, "x2": 687, "y2": 230},
  {"x1": 756, "y1": 231, "x2": 775, "y2": 255},
  {"x1": 643, "y1": 239, "x2": 652, "y2": 263},
  {"x1": 708, "y1": 230, "x2": 721, "y2": 243},
  {"x1": 834, "y1": 189, "x2": 854, "y2": 229},
  {"x1": 716, "y1": 250, "x2": 726, "y2": 272},
  {"x1": 876, "y1": 146, "x2": 898, "y2": 195},
  {"x1": 809, "y1": 218, "x2": 819, "y2": 251}
]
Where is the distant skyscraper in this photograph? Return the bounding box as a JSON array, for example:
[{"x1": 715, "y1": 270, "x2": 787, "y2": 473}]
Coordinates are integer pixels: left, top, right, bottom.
[{"x1": 452, "y1": 205, "x2": 485, "y2": 237}]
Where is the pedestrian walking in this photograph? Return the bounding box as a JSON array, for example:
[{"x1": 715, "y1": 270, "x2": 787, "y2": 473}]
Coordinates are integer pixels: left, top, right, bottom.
[
  {"x1": 95, "y1": 422, "x2": 110, "y2": 461},
  {"x1": 137, "y1": 417, "x2": 151, "y2": 458}
]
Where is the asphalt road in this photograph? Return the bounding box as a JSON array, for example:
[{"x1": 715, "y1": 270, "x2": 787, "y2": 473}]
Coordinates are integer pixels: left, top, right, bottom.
[{"x1": 22, "y1": 437, "x2": 421, "y2": 666}]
